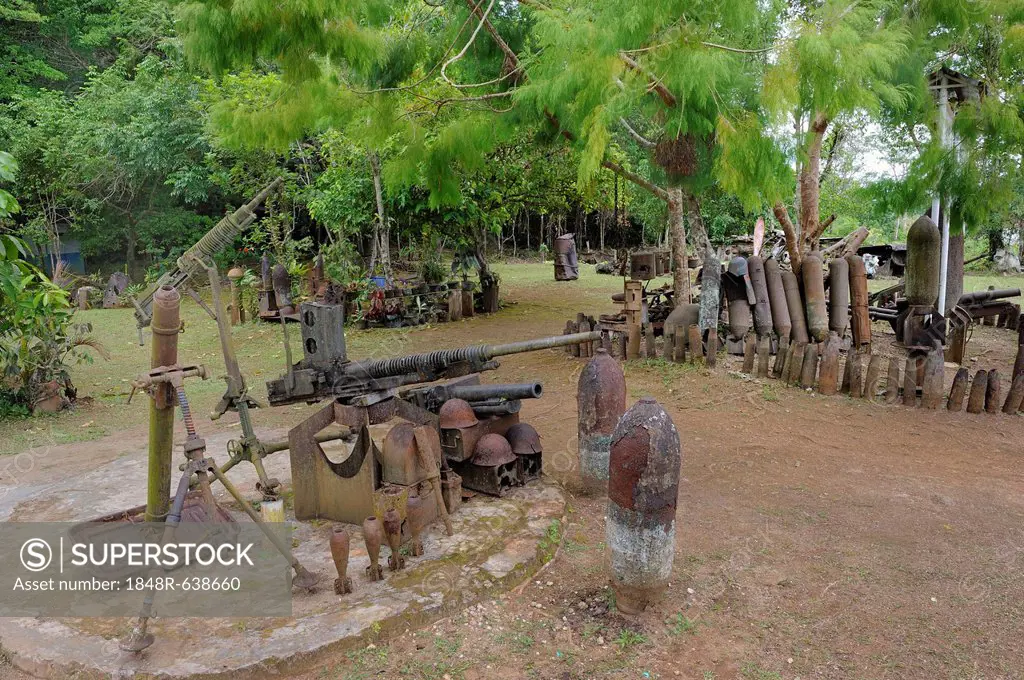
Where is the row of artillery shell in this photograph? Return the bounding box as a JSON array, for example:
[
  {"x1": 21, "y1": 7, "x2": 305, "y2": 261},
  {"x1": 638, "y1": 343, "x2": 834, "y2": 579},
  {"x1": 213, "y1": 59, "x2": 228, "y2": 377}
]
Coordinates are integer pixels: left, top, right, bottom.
[
  {"x1": 752, "y1": 335, "x2": 1024, "y2": 415},
  {"x1": 732, "y1": 254, "x2": 870, "y2": 348}
]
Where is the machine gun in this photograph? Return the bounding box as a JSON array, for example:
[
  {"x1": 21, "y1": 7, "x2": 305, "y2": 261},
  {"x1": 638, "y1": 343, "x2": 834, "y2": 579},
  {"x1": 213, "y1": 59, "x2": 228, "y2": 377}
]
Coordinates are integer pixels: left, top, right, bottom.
[
  {"x1": 266, "y1": 302, "x2": 600, "y2": 407},
  {"x1": 401, "y1": 381, "x2": 543, "y2": 416},
  {"x1": 131, "y1": 177, "x2": 283, "y2": 344}
]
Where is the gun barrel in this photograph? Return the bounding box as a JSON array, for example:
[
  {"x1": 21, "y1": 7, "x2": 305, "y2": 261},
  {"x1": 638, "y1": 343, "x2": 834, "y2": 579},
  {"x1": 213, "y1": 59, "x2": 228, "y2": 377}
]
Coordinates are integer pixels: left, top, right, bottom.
[
  {"x1": 449, "y1": 383, "x2": 543, "y2": 403},
  {"x1": 348, "y1": 331, "x2": 602, "y2": 379},
  {"x1": 958, "y1": 289, "x2": 1021, "y2": 305}
]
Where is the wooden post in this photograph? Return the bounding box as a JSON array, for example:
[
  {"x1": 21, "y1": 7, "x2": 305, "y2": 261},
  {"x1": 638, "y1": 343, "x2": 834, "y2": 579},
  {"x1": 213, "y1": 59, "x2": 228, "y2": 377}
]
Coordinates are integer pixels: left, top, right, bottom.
[
  {"x1": 902, "y1": 356, "x2": 918, "y2": 407},
  {"x1": 742, "y1": 333, "x2": 756, "y2": 373},
  {"x1": 862, "y1": 354, "x2": 883, "y2": 401},
  {"x1": 627, "y1": 322, "x2": 641, "y2": 360},
  {"x1": 772, "y1": 336, "x2": 789, "y2": 379},
  {"x1": 788, "y1": 343, "x2": 806, "y2": 386},
  {"x1": 818, "y1": 334, "x2": 841, "y2": 396},
  {"x1": 642, "y1": 322, "x2": 654, "y2": 359},
  {"x1": 849, "y1": 352, "x2": 863, "y2": 398},
  {"x1": 799, "y1": 342, "x2": 818, "y2": 389},
  {"x1": 885, "y1": 357, "x2": 901, "y2": 404},
  {"x1": 921, "y1": 348, "x2": 944, "y2": 409},
  {"x1": 705, "y1": 328, "x2": 718, "y2": 369},
  {"x1": 756, "y1": 336, "x2": 771, "y2": 378},
  {"x1": 688, "y1": 325, "x2": 703, "y2": 365}
]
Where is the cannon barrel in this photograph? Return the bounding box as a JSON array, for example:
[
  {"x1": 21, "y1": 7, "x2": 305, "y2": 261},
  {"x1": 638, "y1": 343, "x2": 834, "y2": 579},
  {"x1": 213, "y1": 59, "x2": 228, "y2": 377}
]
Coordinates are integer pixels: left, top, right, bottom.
[
  {"x1": 346, "y1": 331, "x2": 601, "y2": 379},
  {"x1": 448, "y1": 383, "x2": 543, "y2": 403},
  {"x1": 958, "y1": 289, "x2": 1021, "y2": 305},
  {"x1": 133, "y1": 178, "x2": 283, "y2": 335}
]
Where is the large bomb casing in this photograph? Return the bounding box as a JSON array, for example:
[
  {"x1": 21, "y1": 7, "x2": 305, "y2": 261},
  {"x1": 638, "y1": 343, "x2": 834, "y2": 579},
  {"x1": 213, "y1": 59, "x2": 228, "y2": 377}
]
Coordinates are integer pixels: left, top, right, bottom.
[
  {"x1": 699, "y1": 250, "x2": 721, "y2": 332},
  {"x1": 828, "y1": 257, "x2": 850, "y2": 336},
  {"x1": 847, "y1": 254, "x2": 871, "y2": 348},
  {"x1": 764, "y1": 259, "x2": 792, "y2": 341},
  {"x1": 906, "y1": 215, "x2": 941, "y2": 307},
  {"x1": 578, "y1": 348, "x2": 627, "y2": 494},
  {"x1": 607, "y1": 397, "x2": 682, "y2": 615},
  {"x1": 802, "y1": 253, "x2": 829, "y2": 342},
  {"x1": 723, "y1": 258, "x2": 753, "y2": 341},
  {"x1": 747, "y1": 256, "x2": 774, "y2": 337},
  {"x1": 781, "y1": 271, "x2": 809, "y2": 344}
]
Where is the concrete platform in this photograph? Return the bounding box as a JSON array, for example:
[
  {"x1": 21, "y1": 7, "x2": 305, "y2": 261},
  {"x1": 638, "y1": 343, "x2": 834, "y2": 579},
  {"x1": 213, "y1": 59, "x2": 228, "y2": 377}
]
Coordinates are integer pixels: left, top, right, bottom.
[{"x1": 0, "y1": 429, "x2": 567, "y2": 679}]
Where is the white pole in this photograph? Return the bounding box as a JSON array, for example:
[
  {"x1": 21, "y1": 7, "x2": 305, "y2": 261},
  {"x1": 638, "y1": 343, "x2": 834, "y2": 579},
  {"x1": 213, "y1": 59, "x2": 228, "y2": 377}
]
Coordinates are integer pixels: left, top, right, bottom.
[{"x1": 936, "y1": 76, "x2": 950, "y2": 315}]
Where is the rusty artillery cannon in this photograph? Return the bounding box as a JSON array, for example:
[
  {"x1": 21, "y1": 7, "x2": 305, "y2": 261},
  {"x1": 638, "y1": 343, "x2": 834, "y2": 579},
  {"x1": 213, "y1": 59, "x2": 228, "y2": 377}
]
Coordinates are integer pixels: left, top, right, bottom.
[{"x1": 267, "y1": 302, "x2": 599, "y2": 522}]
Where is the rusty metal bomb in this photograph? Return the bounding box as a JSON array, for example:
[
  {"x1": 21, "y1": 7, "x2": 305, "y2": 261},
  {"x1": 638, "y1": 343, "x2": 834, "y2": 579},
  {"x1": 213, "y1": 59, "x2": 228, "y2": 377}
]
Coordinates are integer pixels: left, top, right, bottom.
[
  {"x1": 764, "y1": 259, "x2": 792, "y2": 341},
  {"x1": 781, "y1": 271, "x2": 810, "y2": 344},
  {"x1": 747, "y1": 256, "x2": 774, "y2": 337},
  {"x1": 802, "y1": 253, "x2": 828, "y2": 342},
  {"x1": 906, "y1": 215, "x2": 941, "y2": 307},
  {"x1": 828, "y1": 257, "x2": 850, "y2": 336},
  {"x1": 439, "y1": 398, "x2": 479, "y2": 430},
  {"x1": 578, "y1": 348, "x2": 626, "y2": 493},
  {"x1": 607, "y1": 397, "x2": 682, "y2": 615}
]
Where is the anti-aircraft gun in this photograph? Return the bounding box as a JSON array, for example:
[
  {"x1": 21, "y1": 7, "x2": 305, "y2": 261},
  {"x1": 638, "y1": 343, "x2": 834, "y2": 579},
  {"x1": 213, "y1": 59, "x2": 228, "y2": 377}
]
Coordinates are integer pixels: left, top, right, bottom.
[
  {"x1": 131, "y1": 177, "x2": 283, "y2": 344},
  {"x1": 267, "y1": 301, "x2": 601, "y2": 521}
]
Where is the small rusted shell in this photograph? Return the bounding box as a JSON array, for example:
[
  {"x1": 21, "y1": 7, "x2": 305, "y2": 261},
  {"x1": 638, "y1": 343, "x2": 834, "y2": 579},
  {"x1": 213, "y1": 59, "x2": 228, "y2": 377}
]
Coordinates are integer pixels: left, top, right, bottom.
[
  {"x1": 506, "y1": 422, "x2": 542, "y2": 455},
  {"x1": 578, "y1": 348, "x2": 626, "y2": 492},
  {"x1": 607, "y1": 397, "x2": 681, "y2": 615},
  {"x1": 227, "y1": 266, "x2": 244, "y2": 281},
  {"x1": 472, "y1": 433, "x2": 517, "y2": 467},
  {"x1": 439, "y1": 398, "x2": 479, "y2": 430}
]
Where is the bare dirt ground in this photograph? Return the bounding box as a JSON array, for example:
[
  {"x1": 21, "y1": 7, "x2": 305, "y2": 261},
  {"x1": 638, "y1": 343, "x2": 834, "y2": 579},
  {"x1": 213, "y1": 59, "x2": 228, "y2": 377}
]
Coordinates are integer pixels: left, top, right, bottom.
[{"x1": 2, "y1": 264, "x2": 1023, "y2": 680}]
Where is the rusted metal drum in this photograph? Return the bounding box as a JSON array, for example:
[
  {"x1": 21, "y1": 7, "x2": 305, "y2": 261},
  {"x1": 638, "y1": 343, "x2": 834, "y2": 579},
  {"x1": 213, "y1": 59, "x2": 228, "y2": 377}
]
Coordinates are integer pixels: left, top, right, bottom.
[
  {"x1": 906, "y1": 215, "x2": 940, "y2": 307},
  {"x1": 747, "y1": 256, "x2": 774, "y2": 337},
  {"x1": 802, "y1": 253, "x2": 828, "y2": 342},
  {"x1": 554, "y1": 234, "x2": 579, "y2": 281},
  {"x1": 578, "y1": 348, "x2": 626, "y2": 494},
  {"x1": 607, "y1": 397, "x2": 681, "y2": 615},
  {"x1": 781, "y1": 271, "x2": 809, "y2": 344},
  {"x1": 828, "y1": 257, "x2": 850, "y2": 336}
]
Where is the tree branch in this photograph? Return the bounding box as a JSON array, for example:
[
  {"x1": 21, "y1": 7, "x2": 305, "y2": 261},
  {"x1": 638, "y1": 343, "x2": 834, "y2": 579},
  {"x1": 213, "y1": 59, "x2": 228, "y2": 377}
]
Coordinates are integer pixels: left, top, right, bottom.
[
  {"x1": 620, "y1": 118, "x2": 657, "y2": 148},
  {"x1": 773, "y1": 202, "x2": 802, "y2": 273},
  {"x1": 618, "y1": 52, "x2": 678, "y2": 108}
]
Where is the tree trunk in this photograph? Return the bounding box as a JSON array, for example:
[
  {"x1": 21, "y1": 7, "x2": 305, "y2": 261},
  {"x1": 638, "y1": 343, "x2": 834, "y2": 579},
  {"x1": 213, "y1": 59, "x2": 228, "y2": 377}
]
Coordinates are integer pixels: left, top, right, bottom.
[
  {"x1": 800, "y1": 113, "x2": 829, "y2": 252},
  {"x1": 368, "y1": 151, "x2": 392, "y2": 280},
  {"x1": 126, "y1": 221, "x2": 138, "y2": 280},
  {"x1": 668, "y1": 187, "x2": 690, "y2": 304}
]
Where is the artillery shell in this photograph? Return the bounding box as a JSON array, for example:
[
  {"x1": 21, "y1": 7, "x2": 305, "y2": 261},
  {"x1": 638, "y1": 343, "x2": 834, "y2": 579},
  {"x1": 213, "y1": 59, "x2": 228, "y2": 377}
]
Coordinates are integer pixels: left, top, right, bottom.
[
  {"x1": 642, "y1": 322, "x2": 653, "y2": 359},
  {"x1": 627, "y1": 323, "x2": 641, "y2": 360},
  {"x1": 564, "y1": 321, "x2": 575, "y2": 355},
  {"x1": 903, "y1": 356, "x2": 918, "y2": 407},
  {"x1": 580, "y1": 319, "x2": 593, "y2": 358},
  {"x1": 756, "y1": 335, "x2": 771, "y2": 378},
  {"x1": 781, "y1": 341, "x2": 796, "y2": 382},
  {"x1": 828, "y1": 257, "x2": 850, "y2": 336},
  {"x1": 607, "y1": 397, "x2": 681, "y2": 615},
  {"x1": 764, "y1": 259, "x2": 792, "y2": 341},
  {"x1": 802, "y1": 253, "x2": 828, "y2": 342},
  {"x1": 773, "y1": 336, "x2": 790, "y2": 378},
  {"x1": 1013, "y1": 342, "x2": 1024, "y2": 382},
  {"x1": 863, "y1": 354, "x2": 883, "y2": 401},
  {"x1": 885, "y1": 357, "x2": 901, "y2": 404},
  {"x1": 742, "y1": 334, "x2": 756, "y2": 373},
  {"x1": 788, "y1": 343, "x2": 806, "y2": 386},
  {"x1": 921, "y1": 347, "x2": 945, "y2": 409},
  {"x1": 782, "y1": 271, "x2": 809, "y2": 344},
  {"x1": 848, "y1": 352, "x2": 863, "y2": 398},
  {"x1": 906, "y1": 215, "x2": 941, "y2": 307},
  {"x1": 847, "y1": 254, "x2": 871, "y2": 348},
  {"x1": 602, "y1": 331, "x2": 613, "y2": 355},
  {"x1": 617, "y1": 332, "x2": 627, "y2": 360},
  {"x1": 662, "y1": 327, "x2": 674, "y2": 361},
  {"x1": 674, "y1": 329, "x2": 686, "y2": 364},
  {"x1": 966, "y1": 370, "x2": 988, "y2": 414},
  {"x1": 1002, "y1": 374, "x2": 1024, "y2": 414},
  {"x1": 747, "y1": 256, "x2": 774, "y2": 337},
  {"x1": 578, "y1": 348, "x2": 627, "y2": 494},
  {"x1": 947, "y1": 368, "x2": 970, "y2": 411},
  {"x1": 699, "y1": 249, "x2": 722, "y2": 333},
  {"x1": 985, "y1": 369, "x2": 1001, "y2": 414},
  {"x1": 706, "y1": 328, "x2": 718, "y2": 369},
  {"x1": 799, "y1": 342, "x2": 819, "y2": 389},
  {"x1": 817, "y1": 333, "x2": 841, "y2": 395},
  {"x1": 688, "y1": 325, "x2": 703, "y2": 364}
]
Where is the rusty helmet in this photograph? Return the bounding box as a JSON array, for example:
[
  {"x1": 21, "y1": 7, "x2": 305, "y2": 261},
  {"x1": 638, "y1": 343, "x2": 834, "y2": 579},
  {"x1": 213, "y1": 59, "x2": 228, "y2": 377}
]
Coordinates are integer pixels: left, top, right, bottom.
[
  {"x1": 505, "y1": 423, "x2": 542, "y2": 455},
  {"x1": 439, "y1": 398, "x2": 478, "y2": 430},
  {"x1": 471, "y1": 433, "x2": 516, "y2": 467}
]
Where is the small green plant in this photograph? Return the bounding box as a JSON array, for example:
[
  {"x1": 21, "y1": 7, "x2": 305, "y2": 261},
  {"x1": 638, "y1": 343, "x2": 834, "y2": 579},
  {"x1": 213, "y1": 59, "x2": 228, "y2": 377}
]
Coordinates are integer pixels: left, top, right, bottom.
[
  {"x1": 666, "y1": 613, "x2": 700, "y2": 636},
  {"x1": 613, "y1": 629, "x2": 647, "y2": 651},
  {"x1": 740, "y1": 663, "x2": 782, "y2": 680},
  {"x1": 761, "y1": 384, "x2": 779, "y2": 402}
]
